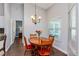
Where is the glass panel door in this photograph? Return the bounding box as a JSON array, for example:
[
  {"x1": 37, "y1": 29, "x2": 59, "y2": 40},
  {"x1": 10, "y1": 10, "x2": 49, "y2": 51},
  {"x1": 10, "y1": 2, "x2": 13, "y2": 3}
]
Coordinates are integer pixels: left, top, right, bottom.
[{"x1": 68, "y1": 4, "x2": 78, "y2": 56}]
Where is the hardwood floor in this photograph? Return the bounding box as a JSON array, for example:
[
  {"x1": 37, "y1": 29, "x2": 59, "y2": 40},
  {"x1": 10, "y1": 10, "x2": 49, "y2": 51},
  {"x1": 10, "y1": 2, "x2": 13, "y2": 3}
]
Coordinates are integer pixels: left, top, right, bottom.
[{"x1": 5, "y1": 39, "x2": 67, "y2": 56}]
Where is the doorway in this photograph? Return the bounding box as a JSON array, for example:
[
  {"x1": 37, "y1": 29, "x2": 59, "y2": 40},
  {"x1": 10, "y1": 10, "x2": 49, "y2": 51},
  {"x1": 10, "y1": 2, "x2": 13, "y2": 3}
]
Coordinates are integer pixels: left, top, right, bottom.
[{"x1": 16, "y1": 21, "x2": 23, "y2": 40}]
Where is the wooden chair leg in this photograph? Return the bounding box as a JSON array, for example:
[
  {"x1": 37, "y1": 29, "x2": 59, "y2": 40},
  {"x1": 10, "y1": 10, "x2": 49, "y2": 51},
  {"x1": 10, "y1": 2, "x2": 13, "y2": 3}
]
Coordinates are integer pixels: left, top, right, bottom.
[
  {"x1": 3, "y1": 54, "x2": 5, "y2": 56},
  {"x1": 31, "y1": 49, "x2": 36, "y2": 56},
  {"x1": 52, "y1": 49, "x2": 54, "y2": 55},
  {"x1": 24, "y1": 50, "x2": 27, "y2": 56}
]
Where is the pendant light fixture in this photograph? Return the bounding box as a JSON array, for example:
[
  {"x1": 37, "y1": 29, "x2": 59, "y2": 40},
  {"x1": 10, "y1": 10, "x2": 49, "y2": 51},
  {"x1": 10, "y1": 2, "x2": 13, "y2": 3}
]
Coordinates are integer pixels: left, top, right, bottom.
[{"x1": 31, "y1": 3, "x2": 41, "y2": 24}]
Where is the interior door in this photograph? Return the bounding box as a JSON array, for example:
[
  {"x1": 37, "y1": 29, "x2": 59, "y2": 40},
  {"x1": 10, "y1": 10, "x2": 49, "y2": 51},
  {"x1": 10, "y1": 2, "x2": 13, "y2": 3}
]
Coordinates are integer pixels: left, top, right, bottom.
[{"x1": 68, "y1": 4, "x2": 78, "y2": 56}]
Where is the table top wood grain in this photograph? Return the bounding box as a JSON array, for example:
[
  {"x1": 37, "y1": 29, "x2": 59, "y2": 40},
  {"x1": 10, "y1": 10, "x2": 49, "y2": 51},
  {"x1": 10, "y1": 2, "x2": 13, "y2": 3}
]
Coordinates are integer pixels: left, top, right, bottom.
[{"x1": 30, "y1": 37, "x2": 51, "y2": 46}]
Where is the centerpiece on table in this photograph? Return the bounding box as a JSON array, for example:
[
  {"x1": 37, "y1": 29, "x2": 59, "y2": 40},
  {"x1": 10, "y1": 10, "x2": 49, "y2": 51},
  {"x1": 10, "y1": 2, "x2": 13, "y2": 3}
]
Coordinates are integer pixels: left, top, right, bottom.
[{"x1": 36, "y1": 29, "x2": 42, "y2": 39}]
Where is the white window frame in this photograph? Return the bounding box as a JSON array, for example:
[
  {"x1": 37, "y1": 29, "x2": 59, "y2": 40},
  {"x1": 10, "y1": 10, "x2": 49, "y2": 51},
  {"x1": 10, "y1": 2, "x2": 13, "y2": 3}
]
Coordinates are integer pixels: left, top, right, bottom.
[{"x1": 48, "y1": 17, "x2": 61, "y2": 40}]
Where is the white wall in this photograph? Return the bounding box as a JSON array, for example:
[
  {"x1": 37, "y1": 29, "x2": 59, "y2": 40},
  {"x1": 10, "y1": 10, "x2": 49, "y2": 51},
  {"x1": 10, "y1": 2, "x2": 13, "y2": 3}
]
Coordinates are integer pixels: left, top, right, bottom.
[
  {"x1": 24, "y1": 4, "x2": 48, "y2": 44},
  {"x1": 0, "y1": 3, "x2": 4, "y2": 28},
  {"x1": 0, "y1": 16, "x2": 4, "y2": 28},
  {"x1": 10, "y1": 3, "x2": 24, "y2": 20},
  {"x1": 0, "y1": 3, "x2": 4, "y2": 16},
  {"x1": 47, "y1": 3, "x2": 68, "y2": 54},
  {"x1": 4, "y1": 3, "x2": 11, "y2": 51}
]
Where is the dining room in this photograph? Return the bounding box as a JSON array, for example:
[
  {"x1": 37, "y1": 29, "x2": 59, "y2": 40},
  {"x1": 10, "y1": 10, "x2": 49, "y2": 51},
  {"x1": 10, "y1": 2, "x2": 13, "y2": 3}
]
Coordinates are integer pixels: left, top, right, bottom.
[
  {"x1": 6, "y1": 3, "x2": 66, "y2": 56},
  {"x1": 0, "y1": 3, "x2": 78, "y2": 56}
]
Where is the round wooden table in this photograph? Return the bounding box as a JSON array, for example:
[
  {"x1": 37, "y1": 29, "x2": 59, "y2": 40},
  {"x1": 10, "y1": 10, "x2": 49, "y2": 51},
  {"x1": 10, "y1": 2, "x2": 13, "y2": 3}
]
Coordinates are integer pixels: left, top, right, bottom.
[
  {"x1": 30, "y1": 37, "x2": 52, "y2": 55},
  {"x1": 30, "y1": 37, "x2": 51, "y2": 46}
]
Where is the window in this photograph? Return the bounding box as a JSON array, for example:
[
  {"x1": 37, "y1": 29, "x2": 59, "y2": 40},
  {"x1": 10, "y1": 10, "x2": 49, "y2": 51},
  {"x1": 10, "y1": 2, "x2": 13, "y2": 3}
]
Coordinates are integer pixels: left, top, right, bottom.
[
  {"x1": 48, "y1": 19, "x2": 61, "y2": 39},
  {"x1": 69, "y1": 5, "x2": 77, "y2": 40}
]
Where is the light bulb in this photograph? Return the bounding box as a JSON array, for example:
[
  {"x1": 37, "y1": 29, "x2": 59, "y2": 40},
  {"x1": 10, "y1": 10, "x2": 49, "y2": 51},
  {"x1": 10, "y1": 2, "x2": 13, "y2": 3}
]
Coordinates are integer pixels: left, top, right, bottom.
[
  {"x1": 31, "y1": 16, "x2": 35, "y2": 20},
  {"x1": 31, "y1": 16, "x2": 34, "y2": 18},
  {"x1": 38, "y1": 16, "x2": 42, "y2": 19}
]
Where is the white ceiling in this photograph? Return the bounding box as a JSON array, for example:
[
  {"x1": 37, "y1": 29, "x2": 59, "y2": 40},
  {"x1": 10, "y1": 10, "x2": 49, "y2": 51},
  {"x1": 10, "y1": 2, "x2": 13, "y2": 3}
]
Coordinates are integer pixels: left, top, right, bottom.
[
  {"x1": 36, "y1": 3, "x2": 54, "y2": 10},
  {"x1": 10, "y1": 3, "x2": 54, "y2": 10}
]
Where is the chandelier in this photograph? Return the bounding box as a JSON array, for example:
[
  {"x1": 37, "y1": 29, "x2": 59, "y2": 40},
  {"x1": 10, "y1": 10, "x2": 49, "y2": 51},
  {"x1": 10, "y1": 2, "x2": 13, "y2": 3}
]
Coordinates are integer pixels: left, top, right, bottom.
[{"x1": 31, "y1": 3, "x2": 41, "y2": 24}]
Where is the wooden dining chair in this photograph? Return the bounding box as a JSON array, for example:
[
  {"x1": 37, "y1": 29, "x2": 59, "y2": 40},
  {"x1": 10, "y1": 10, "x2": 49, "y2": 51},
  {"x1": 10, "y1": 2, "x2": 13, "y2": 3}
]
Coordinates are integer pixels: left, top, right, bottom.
[
  {"x1": 48, "y1": 35, "x2": 55, "y2": 55},
  {"x1": 0, "y1": 34, "x2": 6, "y2": 56},
  {"x1": 38, "y1": 35, "x2": 54, "y2": 56},
  {"x1": 30, "y1": 34, "x2": 37, "y2": 39},
  {"x1": 24, "y1": 36, "x2": 32, "y2": 55}
]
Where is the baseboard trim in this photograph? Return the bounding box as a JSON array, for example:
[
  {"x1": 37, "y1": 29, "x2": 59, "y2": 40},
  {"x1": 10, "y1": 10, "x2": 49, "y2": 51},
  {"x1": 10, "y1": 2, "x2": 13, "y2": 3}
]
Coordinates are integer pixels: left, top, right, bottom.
[
  {"x1": 6, "y1": 44, "x2": 11, "y2": 52},
  {"x1": 53, "y1": 45, "x2": 68, "y2": 55},
  {"x1": 5, "y1": 40, "x2": 14, "y2": 52}
]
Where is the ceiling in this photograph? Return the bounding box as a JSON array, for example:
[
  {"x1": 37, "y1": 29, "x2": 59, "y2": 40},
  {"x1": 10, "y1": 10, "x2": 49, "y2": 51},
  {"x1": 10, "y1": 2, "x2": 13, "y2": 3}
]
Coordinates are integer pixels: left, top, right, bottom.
[
  {"x1": 37, "y1": 3, "x2": 54, "y2": 10},
  {"x1": 10, "y1": 3, "x2": 54, "y2": 10},
  {"x1": 36, "y1": 3, "x2": 54, "y2": 10}
]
